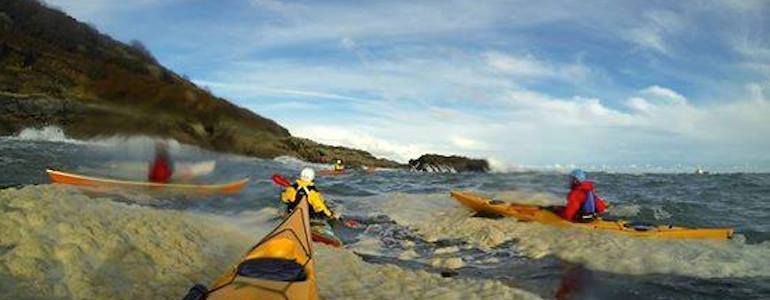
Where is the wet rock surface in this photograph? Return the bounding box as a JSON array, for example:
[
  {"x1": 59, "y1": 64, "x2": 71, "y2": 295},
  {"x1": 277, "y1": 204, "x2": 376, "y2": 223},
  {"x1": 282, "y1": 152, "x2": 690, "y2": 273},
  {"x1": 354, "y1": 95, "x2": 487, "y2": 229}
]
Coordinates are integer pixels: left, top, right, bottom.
[{"x1": 409, "y1": 154, "x2": 490, "y2": 173}]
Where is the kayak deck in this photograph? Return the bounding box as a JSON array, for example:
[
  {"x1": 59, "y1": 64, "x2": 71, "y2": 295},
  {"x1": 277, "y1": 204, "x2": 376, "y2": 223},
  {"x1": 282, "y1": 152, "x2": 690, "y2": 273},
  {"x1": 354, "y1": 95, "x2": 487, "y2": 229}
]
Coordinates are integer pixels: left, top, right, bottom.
[
  {"x1": 450, "y1": 191, "x2": 734, "y2": 240},
  {"x1": 46, "y1": 169, "x2": 248, "y2": 194},
  {"x1": 206, "y1": 198, "x2": 318, "y2": 300}
]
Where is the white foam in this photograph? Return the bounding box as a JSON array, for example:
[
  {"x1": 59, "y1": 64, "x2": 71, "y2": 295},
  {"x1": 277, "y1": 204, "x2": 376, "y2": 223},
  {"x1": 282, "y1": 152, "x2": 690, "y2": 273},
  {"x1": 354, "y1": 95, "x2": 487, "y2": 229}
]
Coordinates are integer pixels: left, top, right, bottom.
[
  {"x1": 0, "y1": 185, "x2": 252, "y2": 300},
  {"x1": 0, "y1": 185, "x2": 540, "y2": 299},
  {"x1": 652, "y1": 206, "x2": 673, "y2": 220},
  {"x1": 13, "y1": 126, "x2": 85, "y2": 144},
  {"x1": 315, "y1": 245, "x2": 540, "y2": 299}
]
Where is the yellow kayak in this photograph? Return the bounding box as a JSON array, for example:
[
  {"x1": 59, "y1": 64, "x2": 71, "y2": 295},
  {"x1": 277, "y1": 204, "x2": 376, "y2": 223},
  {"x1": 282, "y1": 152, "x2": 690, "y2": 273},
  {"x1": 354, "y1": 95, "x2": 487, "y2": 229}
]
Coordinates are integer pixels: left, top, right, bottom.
[
  {"x1": 46, "y1": 169, "x2": 248, "y2": 195},
  {"x1": 196, "y1": 198, "x2": 318, "y2": 300},
  {"x1": 451, "y1": 191, "x2": 734, "y2": 240}
]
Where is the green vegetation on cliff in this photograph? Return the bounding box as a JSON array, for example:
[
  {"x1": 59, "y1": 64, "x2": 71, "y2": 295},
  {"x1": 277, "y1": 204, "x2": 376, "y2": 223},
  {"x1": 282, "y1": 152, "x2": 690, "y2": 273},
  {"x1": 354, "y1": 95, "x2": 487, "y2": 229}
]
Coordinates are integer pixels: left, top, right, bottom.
[{"x1": 0, "y1": 0, "x2": 400, "y2": 168}]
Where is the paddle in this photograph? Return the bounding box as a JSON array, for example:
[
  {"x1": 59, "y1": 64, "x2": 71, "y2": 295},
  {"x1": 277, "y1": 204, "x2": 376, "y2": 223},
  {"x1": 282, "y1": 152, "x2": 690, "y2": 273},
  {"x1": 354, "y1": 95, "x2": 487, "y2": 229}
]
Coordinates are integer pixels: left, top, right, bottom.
[
  {"x1": 271, "y1": 173, "x2": 361, "y2": 229},
  {"x1": 271, "y1": 173, "x2": 291, "y2": 187}
]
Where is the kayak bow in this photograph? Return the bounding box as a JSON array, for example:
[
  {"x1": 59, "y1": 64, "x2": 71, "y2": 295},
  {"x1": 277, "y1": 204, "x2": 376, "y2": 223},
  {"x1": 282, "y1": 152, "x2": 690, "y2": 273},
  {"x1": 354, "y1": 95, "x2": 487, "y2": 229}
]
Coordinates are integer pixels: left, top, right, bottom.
[
  {"x1": 203, "y1": 198, "x2": 319, "y2": 299},
  {"x1": 451, "y1": 191, "x2": 734, "y2": 240}
]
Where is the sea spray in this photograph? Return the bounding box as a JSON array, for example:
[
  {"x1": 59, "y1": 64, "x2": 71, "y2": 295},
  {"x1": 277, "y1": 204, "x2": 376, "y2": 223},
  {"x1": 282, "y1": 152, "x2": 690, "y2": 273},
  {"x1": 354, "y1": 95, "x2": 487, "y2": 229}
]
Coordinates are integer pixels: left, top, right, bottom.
[{"x1": 14, "y1": 126, "x2": 83, "y2": 144}]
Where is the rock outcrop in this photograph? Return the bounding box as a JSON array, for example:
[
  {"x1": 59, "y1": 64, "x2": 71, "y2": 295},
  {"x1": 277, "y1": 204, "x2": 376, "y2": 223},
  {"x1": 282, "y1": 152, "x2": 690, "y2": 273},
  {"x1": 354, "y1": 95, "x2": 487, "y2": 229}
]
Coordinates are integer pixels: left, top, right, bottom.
[{"x1": 409, "y1": 154, "x2": 489, "y2": 173}]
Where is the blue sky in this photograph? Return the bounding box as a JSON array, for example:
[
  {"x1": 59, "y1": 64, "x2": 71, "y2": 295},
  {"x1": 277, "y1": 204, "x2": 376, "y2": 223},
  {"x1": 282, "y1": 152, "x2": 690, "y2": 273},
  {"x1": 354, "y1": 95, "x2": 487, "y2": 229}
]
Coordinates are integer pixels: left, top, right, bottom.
[{"x1": 46, "y1": 0, "x2": 770, "y2": 171}]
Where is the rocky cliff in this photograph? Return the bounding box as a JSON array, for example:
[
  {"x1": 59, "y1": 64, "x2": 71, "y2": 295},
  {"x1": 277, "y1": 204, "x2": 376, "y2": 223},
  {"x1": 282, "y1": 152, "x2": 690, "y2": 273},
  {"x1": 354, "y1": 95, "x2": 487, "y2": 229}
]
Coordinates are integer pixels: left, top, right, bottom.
[{"x1": 0, "y1": 0, "x2": 400, "y2": 168}]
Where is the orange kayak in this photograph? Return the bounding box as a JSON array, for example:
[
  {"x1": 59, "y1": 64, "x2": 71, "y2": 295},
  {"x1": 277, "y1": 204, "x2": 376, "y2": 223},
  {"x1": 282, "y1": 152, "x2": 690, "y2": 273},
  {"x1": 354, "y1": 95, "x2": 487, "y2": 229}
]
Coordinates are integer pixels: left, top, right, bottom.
[
  {"x1": 317, "y1": 169, "x2": 345, "y2": 177},
  {"x1": 451, "y1": 191, "x2": 734, "y2": 240},
  {"x1": 201, "y1": 198, "x2": 318, "y2": 300},
  {"x1": 46, "y1": 169, "x2": 248, "y2": 195}
]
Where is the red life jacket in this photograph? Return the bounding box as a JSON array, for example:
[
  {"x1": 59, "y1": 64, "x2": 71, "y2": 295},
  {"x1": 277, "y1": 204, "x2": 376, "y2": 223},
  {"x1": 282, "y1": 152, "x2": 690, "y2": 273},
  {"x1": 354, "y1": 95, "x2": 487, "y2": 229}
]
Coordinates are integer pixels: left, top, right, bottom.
[
  {"x1": 562, "y1": 181, "x2": 607, "y2": 221},
  {"x1": 148, "y1": 155, "x2": 173, "y2": 183}
]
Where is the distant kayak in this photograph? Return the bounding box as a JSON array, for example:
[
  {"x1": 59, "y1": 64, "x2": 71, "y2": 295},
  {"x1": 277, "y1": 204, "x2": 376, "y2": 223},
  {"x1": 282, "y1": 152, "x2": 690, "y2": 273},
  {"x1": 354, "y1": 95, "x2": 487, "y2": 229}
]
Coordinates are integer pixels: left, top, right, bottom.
[
  {"x1": 200, "y1": 198, "x2": 319, "y2": 300},
  {"x1": 46, "y1": 169, "x2": 248, "y2": 195},
  {"x1": 451, "y1": 191, "x2": 734, "y2": 240},
  {"x1": 317, "y1": 169, "x2": 345, "y2": 177}
]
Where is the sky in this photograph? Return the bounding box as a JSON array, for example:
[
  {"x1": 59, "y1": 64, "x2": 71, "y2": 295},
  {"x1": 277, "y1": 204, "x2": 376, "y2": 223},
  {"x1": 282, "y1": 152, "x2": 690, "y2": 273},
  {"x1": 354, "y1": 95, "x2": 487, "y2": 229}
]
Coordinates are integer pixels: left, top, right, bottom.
[{"x1": 44, "y1": 0, "x2": 770, "y2": 171}]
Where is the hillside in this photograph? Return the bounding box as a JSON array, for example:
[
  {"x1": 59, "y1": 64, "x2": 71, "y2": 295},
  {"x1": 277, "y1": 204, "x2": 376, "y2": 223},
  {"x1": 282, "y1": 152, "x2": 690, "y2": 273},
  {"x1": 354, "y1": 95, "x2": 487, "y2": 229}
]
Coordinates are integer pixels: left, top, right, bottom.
[{"x1": 0, "y1": 0, "x2": 401, "y2": 168}]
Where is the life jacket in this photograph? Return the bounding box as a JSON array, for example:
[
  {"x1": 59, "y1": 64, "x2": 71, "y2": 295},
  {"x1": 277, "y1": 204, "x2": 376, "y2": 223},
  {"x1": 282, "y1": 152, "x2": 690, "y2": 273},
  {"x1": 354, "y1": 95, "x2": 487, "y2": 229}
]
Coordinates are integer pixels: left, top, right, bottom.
[
  {"x1": 285, "y1": 182, "x2": 317, "y2": 213},
  {"x1": 148, "y1": 155, "x2": 172, "y2": 183},
  {"x1": 281, "y1": 180, "x2": 334, "y2": 219}
]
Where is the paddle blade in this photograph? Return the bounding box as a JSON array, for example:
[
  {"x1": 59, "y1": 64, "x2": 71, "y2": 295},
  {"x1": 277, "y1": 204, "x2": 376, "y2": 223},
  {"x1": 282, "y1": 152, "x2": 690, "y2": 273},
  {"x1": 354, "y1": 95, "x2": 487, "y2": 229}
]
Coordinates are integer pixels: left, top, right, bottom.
[{"x1": 271, "y1": 174, "x2": 291, "y2": 187}]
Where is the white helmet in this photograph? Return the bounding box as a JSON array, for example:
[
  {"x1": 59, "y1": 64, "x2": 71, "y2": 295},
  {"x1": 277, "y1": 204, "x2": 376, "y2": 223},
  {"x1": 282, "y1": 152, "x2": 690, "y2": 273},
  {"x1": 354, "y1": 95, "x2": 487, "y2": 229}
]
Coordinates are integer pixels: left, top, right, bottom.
[{"x1": 300, "y1": 168, "x2": 315, "y2": 182}]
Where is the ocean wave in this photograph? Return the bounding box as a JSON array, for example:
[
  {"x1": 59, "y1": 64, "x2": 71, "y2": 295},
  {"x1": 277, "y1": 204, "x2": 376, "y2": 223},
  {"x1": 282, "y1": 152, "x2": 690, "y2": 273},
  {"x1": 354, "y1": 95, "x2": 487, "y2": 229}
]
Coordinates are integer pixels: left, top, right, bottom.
[{"x1": 11, "y1": 126, "x2": 86, "y2": 144}]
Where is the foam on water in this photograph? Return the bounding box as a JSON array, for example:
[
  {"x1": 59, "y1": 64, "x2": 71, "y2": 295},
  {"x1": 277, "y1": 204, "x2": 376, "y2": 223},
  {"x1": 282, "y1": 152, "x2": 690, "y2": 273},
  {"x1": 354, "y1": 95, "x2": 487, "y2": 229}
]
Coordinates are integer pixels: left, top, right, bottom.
[
  {"x1": 315, "y1": 245, "x2": 540, "y2": 299},
  {"x1": 0, "y1": 185, "x2": 540, "y2": 299},
  {"x1": 380, "y1": 192, "x2": 770, "y2": 278},
  {"x1": 608, "y1": 204, "x2": 641, "y2": 217},
  {"x1": 0, "y1": 185, "x2": 253, "y2": 300}
]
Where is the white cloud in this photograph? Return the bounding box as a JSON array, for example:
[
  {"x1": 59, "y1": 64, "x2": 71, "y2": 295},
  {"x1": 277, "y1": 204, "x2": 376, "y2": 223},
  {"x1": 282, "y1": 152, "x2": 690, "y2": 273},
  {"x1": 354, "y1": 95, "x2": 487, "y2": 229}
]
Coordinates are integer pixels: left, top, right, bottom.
[
  {"x1": 194, "y1": 80, "x2": 372, "y2": 103},
  {"x1": 626, "y1": 97, "x2": 653, "y2": 112},
  {"x1": 624, "y1": 10, "x2": 685, "y2": 55},
  {"x1": 484, "y1": 51, "x2": 592, "y2": 82},
  {"x1": 291, "y1": 126, "x2": 430, "y2": 163},
  {"x1": 485, "y1": 52, "x2": 552, "y2": 77},
  {"x1": 640, "y1": 85, "x2": 687, "y2": 104},
  {"x1": 628, "y1": 27, "x2": 668, "y2": 54},
  {"x1": 43, "y1": 0, "x2": 172, "y2": 20},
  {"x1": 450, "y1": 136, "x2": 485, "y2": 150}
]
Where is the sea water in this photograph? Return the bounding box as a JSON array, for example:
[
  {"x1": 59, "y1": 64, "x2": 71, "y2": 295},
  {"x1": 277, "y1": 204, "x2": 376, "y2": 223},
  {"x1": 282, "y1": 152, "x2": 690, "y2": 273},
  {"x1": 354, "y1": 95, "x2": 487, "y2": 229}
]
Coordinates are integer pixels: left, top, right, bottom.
[{"x1": 1, "y1": 132, "x2": 768, "y2": 299}]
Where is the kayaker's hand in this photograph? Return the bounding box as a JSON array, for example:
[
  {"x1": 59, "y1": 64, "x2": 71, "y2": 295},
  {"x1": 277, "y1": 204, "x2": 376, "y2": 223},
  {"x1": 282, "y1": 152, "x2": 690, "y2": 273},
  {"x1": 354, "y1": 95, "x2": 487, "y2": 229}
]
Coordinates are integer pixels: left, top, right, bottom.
[{"x1": 332, "y1": 212, "x2": 342, "y2": 220}]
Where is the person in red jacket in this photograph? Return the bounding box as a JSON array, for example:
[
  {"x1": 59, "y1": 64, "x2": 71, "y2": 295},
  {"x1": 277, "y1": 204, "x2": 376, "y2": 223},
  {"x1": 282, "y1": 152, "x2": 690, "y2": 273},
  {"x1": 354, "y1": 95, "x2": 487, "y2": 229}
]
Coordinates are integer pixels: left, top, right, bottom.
[
  {"x1": 562, "y1": 169, "x2": 607, "y2": 222},
  {"x1": 148, "y1": 141, "x2": 173, "y2": 183}
]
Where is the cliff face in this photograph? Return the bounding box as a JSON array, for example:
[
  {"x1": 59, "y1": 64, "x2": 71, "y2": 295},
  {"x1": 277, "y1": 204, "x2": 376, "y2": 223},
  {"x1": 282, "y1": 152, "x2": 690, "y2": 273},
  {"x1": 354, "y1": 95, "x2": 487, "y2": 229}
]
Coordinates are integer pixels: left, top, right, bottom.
[
  {"x1": 0, "y1": 0, "x2": 400, "y2": 167},
  {"x1": 409, "y1": 154, "x2": 489, "y2": 173}
]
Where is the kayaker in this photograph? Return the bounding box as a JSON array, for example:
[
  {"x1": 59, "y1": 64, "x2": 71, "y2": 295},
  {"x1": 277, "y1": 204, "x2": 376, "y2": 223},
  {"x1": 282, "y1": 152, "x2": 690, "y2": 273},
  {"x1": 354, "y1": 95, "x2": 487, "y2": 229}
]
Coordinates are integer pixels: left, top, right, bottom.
[
  {"x1": 333, "y1": 159, "x2": 344, "y2": 171},
  {"x1": 561, "y1": 169, "x2": 607, "y2": 222},
  {"x1": 148, "y1": 141, "x2": 173, "y2": 183},
  {"x1": 281, "y1": 168, "x2": 339, "y2": 220}
]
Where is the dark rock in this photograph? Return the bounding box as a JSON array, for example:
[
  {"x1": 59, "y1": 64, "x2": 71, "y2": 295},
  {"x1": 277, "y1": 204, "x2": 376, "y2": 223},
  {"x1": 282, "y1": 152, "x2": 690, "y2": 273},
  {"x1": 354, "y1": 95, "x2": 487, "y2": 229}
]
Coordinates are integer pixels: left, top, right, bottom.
[{"x1": 409, "y1": 154, "x2": 489, "y2": 173}]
